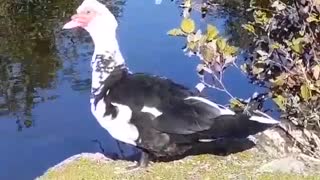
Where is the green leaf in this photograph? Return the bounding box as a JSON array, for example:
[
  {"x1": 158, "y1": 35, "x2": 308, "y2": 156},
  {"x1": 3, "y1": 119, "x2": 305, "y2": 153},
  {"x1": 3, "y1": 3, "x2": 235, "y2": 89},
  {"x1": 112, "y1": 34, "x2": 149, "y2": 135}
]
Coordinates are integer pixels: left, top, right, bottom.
[
  {"x1": 291, "y1": 44, "x2": 302, "y2": 54},
  {"x1": 183, "y1": 0, "x2": 192, "y2": 8},
  {"x1": 306, "y1": 13, "x2": 320, "y2": 22},
  {"x1": 254, "y1": 10, "x2": 269, "y2": 25},
  {"x1": 273, "y1": 95, "x2": 286, "y2": 111},
  {"x1": 167, "y1": 28, "x2": 185, "y2": 36},
  {"x1": 242, "y1": 23, "x2": 255, "y2": 34},
  {"x1": 300, "y1": 84, "x2": 311, "y2": 101},
  {"x1": 224, "y1": 45, "x2": 238, "y2": 56},
  {"x1": 290, "y1": 37, "x2": 304, "y2": 54},
  {"x1": 187, "y1": 41, "x2": 197, "y2": 51},
  {"x1": 216, "y1": 38, "x2": 226, "y2": 52},
  {"x1": 309, "y1": 84, "x2": 320, "y2": 94},
  {"x1": 199, "y1": 35, "x2": 207, "y2": 46},
  {"x1": 271, "y1": 43, "x2": 281, "y2": 49},
  {"x1": 229, "y1": 98, "x2": 245, "y2": 109},
  {"x1": 270, "y1": 74, "x2": 286, "y2": 86},
  {"x1": 206, "y1": 24, "x2": 219, "y2": 41},
  {"x1": 201, "y1": 46, "x2": 215, "y2": 63},
  {"x1": 180, "y1": 18, "x2": 195, "y2": 34}
]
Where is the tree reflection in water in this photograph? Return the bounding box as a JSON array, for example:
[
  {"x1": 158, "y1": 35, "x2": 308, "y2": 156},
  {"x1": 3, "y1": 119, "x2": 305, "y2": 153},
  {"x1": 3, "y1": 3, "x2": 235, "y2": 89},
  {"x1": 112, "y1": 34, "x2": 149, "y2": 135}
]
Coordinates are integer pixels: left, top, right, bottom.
[{"x1": 0, "y1": 0, "x2": 126, "y2": 131}]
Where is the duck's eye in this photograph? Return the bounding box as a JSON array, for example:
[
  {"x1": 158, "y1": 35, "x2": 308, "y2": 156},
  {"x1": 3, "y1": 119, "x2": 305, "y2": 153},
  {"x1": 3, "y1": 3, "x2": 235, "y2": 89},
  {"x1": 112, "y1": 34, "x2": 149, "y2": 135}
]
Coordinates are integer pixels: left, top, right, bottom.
[{"x1": 86, "y1": 10, "x2": 91, "y2": 14}]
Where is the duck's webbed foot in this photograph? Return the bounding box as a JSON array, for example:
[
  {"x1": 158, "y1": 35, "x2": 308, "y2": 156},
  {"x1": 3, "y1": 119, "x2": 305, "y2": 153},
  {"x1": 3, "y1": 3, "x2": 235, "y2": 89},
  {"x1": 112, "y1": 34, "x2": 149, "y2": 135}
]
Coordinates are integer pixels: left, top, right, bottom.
[{"x1": 125, "y1": 151, "x2": 150, "y2": 171}]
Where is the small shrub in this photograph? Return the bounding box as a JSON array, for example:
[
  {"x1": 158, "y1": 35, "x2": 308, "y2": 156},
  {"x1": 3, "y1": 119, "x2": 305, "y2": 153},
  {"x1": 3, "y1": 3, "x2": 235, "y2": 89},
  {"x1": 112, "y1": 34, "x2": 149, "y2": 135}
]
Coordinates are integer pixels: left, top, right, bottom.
[
  {"x1": 168, "y1": 0, "x2": 320, "y2": 158},
  {"x1": 242, "y1": 0, "x2": 320, "y2": 132}
]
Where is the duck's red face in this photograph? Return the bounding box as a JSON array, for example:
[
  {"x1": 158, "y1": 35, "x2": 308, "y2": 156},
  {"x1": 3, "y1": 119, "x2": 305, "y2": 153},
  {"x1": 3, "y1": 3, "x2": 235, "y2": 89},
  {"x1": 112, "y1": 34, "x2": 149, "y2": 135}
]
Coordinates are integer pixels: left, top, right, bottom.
[
  {"x1": 62, "y1": 0, "x2": 118, "y2": 36},
  {"x1": 63, "y1": 9, "x2": 96, "y2": 29}
]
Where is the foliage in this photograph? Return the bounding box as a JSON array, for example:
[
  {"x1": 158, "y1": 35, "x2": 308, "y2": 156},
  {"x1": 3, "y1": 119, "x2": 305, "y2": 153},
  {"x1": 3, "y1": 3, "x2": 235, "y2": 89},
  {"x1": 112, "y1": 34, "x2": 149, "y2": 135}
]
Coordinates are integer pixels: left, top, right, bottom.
[
  {"x1": 168, "y1": 0, "x2": 320, "y2": 157},
  {"x1": 241, "y1": 0, "x2": 320, "y2": 133},
  {"x1": 168, "y1": 0, "x2": 239, "y2": 97}
]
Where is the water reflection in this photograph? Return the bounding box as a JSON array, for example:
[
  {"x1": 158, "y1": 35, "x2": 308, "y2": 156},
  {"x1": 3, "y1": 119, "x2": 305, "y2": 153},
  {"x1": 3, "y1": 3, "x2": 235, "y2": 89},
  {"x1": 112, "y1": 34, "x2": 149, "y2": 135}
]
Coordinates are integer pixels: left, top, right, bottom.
[{"x1": 0, "y1": 0, "x2": 126, "y2": 131}]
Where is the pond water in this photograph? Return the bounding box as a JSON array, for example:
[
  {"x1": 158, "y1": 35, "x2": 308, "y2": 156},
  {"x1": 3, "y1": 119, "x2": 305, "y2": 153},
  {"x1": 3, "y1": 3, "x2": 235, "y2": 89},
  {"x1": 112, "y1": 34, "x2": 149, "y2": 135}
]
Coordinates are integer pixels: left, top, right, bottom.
[{"x1": 0, "y1": 0, "x2": 264, "y2": 179}]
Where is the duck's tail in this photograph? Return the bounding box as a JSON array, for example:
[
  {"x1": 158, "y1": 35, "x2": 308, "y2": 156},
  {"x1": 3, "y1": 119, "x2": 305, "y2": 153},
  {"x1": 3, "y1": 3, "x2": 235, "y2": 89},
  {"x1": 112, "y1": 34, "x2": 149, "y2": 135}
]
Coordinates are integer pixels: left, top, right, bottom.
[
  {"x1": 184, "y1": 96, "x2": 279, "y2": 140},
  {"x1": 201, "y1": 110, "x2": 280, "y2": 140}
]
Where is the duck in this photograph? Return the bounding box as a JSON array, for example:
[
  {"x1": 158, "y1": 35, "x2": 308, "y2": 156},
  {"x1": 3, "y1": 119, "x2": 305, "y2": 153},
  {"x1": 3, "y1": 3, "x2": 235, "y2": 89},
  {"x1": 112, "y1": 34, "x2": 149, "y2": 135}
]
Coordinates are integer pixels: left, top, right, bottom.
[{"x1": 62, "y1": 0, "x2": 280, "y2": 169}]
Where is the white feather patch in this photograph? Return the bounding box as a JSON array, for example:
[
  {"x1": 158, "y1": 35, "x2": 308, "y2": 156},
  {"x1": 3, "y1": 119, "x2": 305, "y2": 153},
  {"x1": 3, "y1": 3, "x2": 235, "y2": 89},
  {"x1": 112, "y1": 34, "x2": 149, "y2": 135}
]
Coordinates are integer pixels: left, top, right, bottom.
[
  {"x1": 247, "y1": 135, "x2": 258, "y2": 144},
  {"x1": 198, "y1": 139, "x2": 215, "y2": 142},
  {"x1": 185, "y1": 96, "x2": 235, "y2": 115},
  {"x1": 91, "y1": 99, "x2": 139, "y2": 146},
  {"x1": 249, "y1": 110, "x2": 279, "y2": 124},
  {"x1": 249, "y1": 116, "x2": 279, "y2": 124},
  {"x1": 141, "y1": 106, "x2": 163, "y2": 117}
]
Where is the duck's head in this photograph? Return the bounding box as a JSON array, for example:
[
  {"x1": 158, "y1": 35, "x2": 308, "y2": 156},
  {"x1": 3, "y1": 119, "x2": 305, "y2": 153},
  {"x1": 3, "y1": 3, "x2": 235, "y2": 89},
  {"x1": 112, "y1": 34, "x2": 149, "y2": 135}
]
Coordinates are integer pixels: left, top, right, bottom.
[
  {"x1": 63, "y1": 0, "x2": 125, "y2": 67},
  {"x1": 63, "y1": 0, "x2": 118, "y2": 39}
]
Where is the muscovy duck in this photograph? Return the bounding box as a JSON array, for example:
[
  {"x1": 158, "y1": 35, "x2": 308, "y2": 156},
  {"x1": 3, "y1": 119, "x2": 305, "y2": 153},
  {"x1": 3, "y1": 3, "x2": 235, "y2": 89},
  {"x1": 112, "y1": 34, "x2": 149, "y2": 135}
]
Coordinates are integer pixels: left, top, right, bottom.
[{"x1": 63, "y1": 0, "x2": 279, "y2": 169}]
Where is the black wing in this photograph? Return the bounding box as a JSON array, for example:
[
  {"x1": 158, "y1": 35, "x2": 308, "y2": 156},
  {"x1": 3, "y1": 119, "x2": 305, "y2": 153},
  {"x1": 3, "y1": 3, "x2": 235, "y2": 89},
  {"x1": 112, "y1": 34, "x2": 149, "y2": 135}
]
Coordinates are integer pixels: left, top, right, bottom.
[
  {"x1": 150, "y1": 97, "x2": 227, "y2": 134},
  {"x1": 104, "y1": 72, "x2": 232, "y2": 134},
  {"x1": 106, "y1": 72, "x2": 195, "y2": 111}
]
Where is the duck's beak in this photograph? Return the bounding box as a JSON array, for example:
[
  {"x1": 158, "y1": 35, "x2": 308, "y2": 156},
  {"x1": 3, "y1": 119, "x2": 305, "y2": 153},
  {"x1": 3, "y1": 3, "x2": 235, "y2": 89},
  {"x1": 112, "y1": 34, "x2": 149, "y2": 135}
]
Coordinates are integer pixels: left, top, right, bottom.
[
  {"x1": 63, "y1": 13, "x2": 91, "y2": 29},
  {"x1": 63, "y1": 19, "x2": 82, "y2": 29},
  {"x1": 62, "y1": 13, "x2": 84, "y2": 29}
]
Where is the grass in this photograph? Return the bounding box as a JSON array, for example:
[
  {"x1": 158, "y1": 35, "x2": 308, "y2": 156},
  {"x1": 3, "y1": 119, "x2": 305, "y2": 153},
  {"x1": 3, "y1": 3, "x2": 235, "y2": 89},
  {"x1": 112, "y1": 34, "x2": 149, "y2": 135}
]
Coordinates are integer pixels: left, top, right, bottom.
[{"x1": 37, "y1": 151, "x2": 320, "y2": 180}]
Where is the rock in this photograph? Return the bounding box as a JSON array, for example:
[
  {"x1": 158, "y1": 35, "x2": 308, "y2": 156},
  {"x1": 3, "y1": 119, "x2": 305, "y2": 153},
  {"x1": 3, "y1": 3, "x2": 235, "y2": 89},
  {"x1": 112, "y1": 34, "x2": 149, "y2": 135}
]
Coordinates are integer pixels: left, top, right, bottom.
[
  {"x1": 46, "y1": 152, "x2": 112, "y2": 172},
  {"x1": 258, "y1": 156, "x2": 306, "y2": 174},
  {"x1": 255, "y1": 121, "x2": 320, "y2": 159},
  {"x1": 37, "y1": 151, "x2": 320, "y2": 180}
]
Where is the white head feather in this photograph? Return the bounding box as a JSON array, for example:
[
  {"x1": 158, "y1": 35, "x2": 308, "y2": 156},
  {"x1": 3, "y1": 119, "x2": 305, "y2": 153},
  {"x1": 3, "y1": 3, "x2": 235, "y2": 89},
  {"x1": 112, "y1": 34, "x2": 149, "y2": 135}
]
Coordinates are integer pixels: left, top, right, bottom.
[{"x1": 63, "y1": 0, "x2": 124, "y2": 64}]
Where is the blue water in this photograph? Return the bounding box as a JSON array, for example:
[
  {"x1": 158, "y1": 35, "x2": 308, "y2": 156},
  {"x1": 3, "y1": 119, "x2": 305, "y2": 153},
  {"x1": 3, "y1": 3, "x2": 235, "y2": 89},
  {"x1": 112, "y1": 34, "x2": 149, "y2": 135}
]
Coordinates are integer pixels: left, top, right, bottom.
[{"x1": 0, "y1": 1, "x2": 262, "y2": 179}]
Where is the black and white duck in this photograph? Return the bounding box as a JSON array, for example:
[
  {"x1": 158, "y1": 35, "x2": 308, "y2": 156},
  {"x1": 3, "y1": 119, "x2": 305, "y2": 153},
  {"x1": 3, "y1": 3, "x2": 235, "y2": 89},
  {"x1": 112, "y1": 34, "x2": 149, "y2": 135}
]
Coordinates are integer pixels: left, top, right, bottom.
[{"x1": 62, "y1": 0, "x2": 279, "y2": 169}]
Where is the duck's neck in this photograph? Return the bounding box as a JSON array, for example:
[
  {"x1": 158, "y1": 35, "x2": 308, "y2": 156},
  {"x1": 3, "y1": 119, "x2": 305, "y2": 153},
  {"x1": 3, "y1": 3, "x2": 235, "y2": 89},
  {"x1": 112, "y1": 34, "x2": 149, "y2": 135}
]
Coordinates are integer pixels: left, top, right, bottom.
[
  {"x1": 89, "y1": 30, "x2": 126, "y2": 96},
  {"x1": 91, "y1": 31, "x2": 125, "y2": 65}
]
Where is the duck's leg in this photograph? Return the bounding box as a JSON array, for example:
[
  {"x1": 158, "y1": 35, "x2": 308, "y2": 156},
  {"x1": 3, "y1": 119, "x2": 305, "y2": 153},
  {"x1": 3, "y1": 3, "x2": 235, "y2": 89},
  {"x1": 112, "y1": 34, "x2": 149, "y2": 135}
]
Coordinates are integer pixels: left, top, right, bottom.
[
  {"x1": 125, "y1": 151, "x2": 150, "y2": 170},
  {"x1": 138, "y1": 151, "x2": 150, "y2": 167}
]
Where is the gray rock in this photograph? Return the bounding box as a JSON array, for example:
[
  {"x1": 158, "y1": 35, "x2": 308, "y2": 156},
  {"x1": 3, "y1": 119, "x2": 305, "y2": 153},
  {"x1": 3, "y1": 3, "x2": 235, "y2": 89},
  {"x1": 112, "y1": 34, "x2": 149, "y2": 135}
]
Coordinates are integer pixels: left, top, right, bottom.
[
  {"x1": 46, "y1": 153, "x2": 112, "y2": 172},
  {"x1": 258, "y1": 156, "x2": 306, "y2": 174}
]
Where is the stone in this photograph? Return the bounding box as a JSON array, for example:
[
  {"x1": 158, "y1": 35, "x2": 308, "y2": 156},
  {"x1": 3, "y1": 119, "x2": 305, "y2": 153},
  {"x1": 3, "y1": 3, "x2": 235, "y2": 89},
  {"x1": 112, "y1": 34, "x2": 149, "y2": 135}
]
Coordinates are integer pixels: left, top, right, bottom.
[{"x1": 258, "y1": 156, "x2": 306, "y2": 174}]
